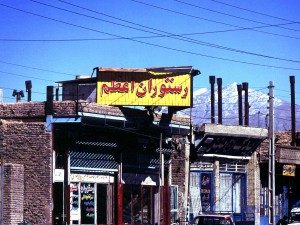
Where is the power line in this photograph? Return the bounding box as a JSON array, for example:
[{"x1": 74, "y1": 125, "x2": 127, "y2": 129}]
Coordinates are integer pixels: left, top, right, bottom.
[
  {"x1": 175, "y1": 0, "x2": 300, "y2": 33},
  {"x1": 0, "y1": 70, "x2": 56, "y2": 82},
  {"x1": 1, "y1": 3, "x2": 300, "y2": 71},
  {"x1": 30, "y1": 0, "x2": 300, "y2": 64},
  {"x1": 0, "y1": 60, "x2": 75, "y2": 76},
  {"x1": 209, "y1": 0, "x2": 297, "y2": 23},
  {"x1": 2, "y1": 21, "x2": 300, "y2": 41},
  {"x1": 130, "y1": 0, "x2": 300, "y2": 40}
]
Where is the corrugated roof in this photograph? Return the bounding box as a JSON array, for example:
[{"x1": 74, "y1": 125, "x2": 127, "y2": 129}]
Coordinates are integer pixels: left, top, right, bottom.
[
  {"x1": 97, "y1": 67, "x2": 147, "y2": 72},
  {"x1": 71, "y1": 151, "x2": 118, "y2": 170},
  {"x1": 97, "y1": 66, "x2": 199, "y2": 76},
  {"x1": 70, "y1": 140, "x2": 172, "y2": 171}
]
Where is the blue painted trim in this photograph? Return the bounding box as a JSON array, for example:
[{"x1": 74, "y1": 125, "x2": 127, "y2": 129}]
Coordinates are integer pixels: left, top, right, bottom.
[{"x1": 50, "y1": 112, "x2": 190, "y2": 130}]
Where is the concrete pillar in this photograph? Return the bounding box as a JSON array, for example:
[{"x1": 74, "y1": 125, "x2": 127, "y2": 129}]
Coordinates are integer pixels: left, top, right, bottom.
[
  {"x1": 184, "y1": 141, "x2": 190, "y2": 222},
  {"x1": 247, "y1": 153, "x2": 261, "y2": 225},
  {"x1": 213, "y1": 160, "x2": 220, "y2": 212}
]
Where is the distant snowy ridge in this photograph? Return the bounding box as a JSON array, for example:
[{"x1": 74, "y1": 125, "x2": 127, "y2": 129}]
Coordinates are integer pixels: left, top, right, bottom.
[{"x1": 184, "y1": 83, "x2": 299, "y2": 131}]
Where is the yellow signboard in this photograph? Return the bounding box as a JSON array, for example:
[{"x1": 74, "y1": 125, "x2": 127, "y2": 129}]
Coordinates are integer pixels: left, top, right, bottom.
[
  {"x1": 97, "y1": 71, "x2": 192, "y2": 106},
  {"x1": 283, "y1": 164, "x2": 296, "y2": 176}
]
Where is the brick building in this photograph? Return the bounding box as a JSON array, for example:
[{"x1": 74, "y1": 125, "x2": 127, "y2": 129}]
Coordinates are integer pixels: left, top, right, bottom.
[
  {"x1": 1, "y1": 66, "x2": 289, "y2": 225},
  {"x1": 258, "y1": 131, "x2": 300, "y2": 225},
  {"x1": 0, "y1": 103, "x2": 52, "y2": 224},
  {"x1": 0, "y1": 100, "x2": 192, "y2": 225},
  {"x1": 0, "y1": 66, "x2": 199, "y2": 225}
]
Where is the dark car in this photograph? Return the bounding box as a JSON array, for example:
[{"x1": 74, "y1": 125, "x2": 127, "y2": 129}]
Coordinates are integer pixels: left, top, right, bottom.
[{"x1": 191, "y1": 214, "x2": 235, "y2": 225}]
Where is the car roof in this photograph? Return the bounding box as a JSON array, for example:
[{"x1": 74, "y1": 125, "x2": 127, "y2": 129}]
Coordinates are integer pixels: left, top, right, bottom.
[{"x1": 195, "y1": 214, "x2": 232, "y2": 218}]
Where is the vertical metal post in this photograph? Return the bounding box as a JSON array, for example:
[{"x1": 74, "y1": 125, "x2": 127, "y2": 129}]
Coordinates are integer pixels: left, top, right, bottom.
[
  {"x1": 268, "y1": 81, "x2": 276, "y2": 225},
  {"x1": 159, "y1": 132, "x2": 164, "y2": 225},
  {"x1": 117, "y1": 152, "x2": 123, "y2": 225}
]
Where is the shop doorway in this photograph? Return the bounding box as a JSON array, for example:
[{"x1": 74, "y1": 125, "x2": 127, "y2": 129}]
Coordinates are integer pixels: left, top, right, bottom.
[
  {"x1": 123, "y1": 184, "x2": 160, "y2": 225},
  {"x1": 53, "y1": 182, "x2": 64, "y2": 225}
]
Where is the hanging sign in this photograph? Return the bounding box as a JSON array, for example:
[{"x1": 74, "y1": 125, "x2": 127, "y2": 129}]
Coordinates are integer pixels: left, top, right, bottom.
[
  {"x1": 283, "y1": 164, "x2": 296, "y2": 176},
  {"x1": 200, "y1": 173, "x2": 212, "y2": 212}
]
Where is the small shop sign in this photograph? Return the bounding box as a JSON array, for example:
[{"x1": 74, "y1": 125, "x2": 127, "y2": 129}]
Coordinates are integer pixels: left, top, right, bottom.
[{"x1": 283, "y1": 164, "x2": 296, "y2": 176}]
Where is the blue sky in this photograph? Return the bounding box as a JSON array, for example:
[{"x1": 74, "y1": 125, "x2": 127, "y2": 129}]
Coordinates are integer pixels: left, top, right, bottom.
[{"x1": 0, "y1": 0, "x2": 300, "y2": 105}]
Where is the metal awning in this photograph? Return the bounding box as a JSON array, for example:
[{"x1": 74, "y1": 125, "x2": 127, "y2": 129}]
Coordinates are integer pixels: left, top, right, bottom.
[{"x1": 195, "y1": 123, "x2": 268, "y2": 158}]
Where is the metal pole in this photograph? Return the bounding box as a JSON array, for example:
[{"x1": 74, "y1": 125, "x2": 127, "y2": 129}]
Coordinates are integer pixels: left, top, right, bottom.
[
  {"x1": 159, "y1": 132, "x2": 164, "y2": 225},
  {"x1": 268, "y1": 81, "x2": 276, "y2": 225}
]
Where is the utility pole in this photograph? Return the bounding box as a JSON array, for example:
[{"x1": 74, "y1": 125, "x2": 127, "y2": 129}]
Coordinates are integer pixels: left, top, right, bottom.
[
  {"x1": 268, "y1": 81, "x2": 276, "y2": 225},
  {"x1": 159, "y1": 132, "x2": 164, "y2": 225}
]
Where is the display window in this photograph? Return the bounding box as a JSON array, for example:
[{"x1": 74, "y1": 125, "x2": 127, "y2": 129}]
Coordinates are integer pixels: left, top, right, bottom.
[{"x1": 69, "y1": 174, "x2": 114, "y2": 225}]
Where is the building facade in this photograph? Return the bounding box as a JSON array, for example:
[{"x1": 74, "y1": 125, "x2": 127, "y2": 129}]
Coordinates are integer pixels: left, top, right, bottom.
[
  {"x1": 189, "y1": 124, "x2": 268, "y2": 225},
  {"x1": 258, "y1": 131, "x2": 300, "y2": 225}
]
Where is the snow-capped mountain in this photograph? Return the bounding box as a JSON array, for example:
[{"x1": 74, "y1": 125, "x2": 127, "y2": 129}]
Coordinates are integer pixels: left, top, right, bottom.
[{"x1": 181, "y1": 83, "x2": 300, "y2": 131}]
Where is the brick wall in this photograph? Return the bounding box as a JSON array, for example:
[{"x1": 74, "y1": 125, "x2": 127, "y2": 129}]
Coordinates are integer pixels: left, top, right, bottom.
[
  {"x1": 3, "y1": 163, "x2": 24, "y2": 225},
  {"x1": 0, "y1": 120, "x2": 52, "y2": 225},
  {"x1": 0, "y1": 102, "x2": 45, "y2": 119},
  {"x1": 0, "y1": 101, "x2": 190, "y2": 126},
  {"x1": 258, "y1": 132, "x2": 293, "y2": 162},
  {"x1": 171, "y1": 141, "x2": 187, "y2": 221}
]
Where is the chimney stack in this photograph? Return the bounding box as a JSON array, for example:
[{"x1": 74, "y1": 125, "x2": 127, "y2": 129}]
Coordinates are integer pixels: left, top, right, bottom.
[
  {"x1": 217, "y1": 78, "x2": 222, "y2": 124},
  {"x1": 209, "y1": 76, "x2": 216, "y2": 124},
  {"x1": 290, "y1": 76, "x2": 296, "y2": 146},
  {"x1": 242, "y1": 82, "x2": 249, "y2": 126},
  {"x1": 237, "y1": 84, "x2": 243, "y2": 125}
]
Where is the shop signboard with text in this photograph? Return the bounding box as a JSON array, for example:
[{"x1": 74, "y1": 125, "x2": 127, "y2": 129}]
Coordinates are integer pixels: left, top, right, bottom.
[{"x1": 97, "y1": 70, "x2": 192, "y2": 106}]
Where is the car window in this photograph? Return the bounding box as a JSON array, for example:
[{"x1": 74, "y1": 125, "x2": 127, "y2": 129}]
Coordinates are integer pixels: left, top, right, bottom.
[{"x1": 197, "y1": 216, "x2": 226, "y2": 225}]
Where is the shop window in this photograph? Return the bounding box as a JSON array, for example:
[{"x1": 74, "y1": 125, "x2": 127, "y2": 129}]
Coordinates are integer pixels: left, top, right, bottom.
[
  {"x1": 189, "y1": 171, "x2": 213, "y2": 218},
  {"x1": 70, "y1": 182, "x2": 114, "y2": 225},
  {"x1": 170, "y1": 185, "x2": 178, "y2": 223},
  {"x1": 219, "y1": 173, "x2": 246, "y2": 214},
  {"x1": 80, "y1": 183, "x2": 95, "y2": 224}
]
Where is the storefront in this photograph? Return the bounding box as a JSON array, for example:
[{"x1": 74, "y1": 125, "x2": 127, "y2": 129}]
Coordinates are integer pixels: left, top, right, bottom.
[
  {"x1": 52, "y1": 108, "x2": 189, "y2": 225},
  {"x1": 189, "y1": 161, "x2": 247, "y2": 218},
  {"x1": 51, "y1": 66, "x2": 199, "y2": 225},
  {"x1": 190, "y1": 123, "x2": 268, "y2": 225}
]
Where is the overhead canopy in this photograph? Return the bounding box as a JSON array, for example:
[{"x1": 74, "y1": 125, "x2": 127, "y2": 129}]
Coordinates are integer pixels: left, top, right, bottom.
[{"x1": 194, "y1": 124, "x2": 268, "y2": 159}]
